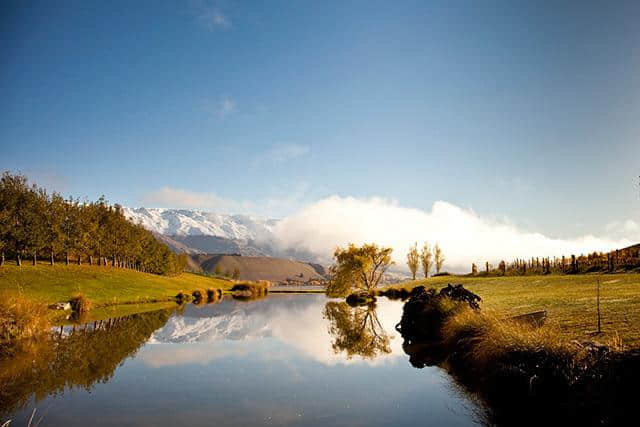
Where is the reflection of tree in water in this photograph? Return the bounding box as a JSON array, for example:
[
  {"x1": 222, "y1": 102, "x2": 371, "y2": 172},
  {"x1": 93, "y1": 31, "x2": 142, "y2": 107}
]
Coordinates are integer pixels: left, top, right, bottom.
[
  {"x1": 0, "y1": 309, "x2": 172, "y2": 418},
  {"x1": 323, "y1": 302, "x2": 391, "y2": 359}
]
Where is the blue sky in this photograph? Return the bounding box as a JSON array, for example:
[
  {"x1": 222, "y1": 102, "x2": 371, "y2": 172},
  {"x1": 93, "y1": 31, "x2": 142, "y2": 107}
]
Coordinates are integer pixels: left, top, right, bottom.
[{"x1": 2, "y1": 0, "x2": 639, "y2": 241}]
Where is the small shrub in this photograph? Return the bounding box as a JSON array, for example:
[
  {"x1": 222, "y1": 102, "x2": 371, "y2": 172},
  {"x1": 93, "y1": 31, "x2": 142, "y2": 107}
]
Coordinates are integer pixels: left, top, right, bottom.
[
  {"x1": 175, "y1": 291, "x2": 192, "y2": 303},
  {"x1": 206, "y1": 288, "x2": 222, "y2": 302},
  {"x1": 346, "y1": 292, "x2": 376, "y2": 306},
  {"x1": 192, "y1": 289, "x2": 205, "y2": 302},
  {"x1": 69, "y1": 293, "x2": 92, "y2": 314},
  {"x1": 231, "y1": 283, "x2": 269, "y2": 298}
]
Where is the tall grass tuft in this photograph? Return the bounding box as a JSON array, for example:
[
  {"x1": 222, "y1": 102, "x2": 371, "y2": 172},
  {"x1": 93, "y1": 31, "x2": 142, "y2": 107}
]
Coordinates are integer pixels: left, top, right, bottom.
[
  {"x1": 442, "y1": 307, "x2": 574, "y2": 373},
  {"x1": 230, "y1": 282, "x2": 269, "y2": 298},
  {"x1": 69, "y1": 293, "x2": 92, "y2": 314},
  {"x1": 206, "y1": 288, "x2": 222, "y2": 302},
  {"x1": 0, "y1": 293, "x2": 50, "y2": 354},
  {"x1": 191, "y1": 289, "x2": 205, "y2": 303},
  {"x1": 175, "y1": 291, "x2": 191, "y2": 303}
]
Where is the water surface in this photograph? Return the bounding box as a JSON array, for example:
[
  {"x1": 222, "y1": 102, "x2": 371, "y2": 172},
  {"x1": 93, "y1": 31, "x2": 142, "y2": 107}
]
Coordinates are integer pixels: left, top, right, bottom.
[{"x1": 2, "y1": 294, "x2": 481, "y2": 426}]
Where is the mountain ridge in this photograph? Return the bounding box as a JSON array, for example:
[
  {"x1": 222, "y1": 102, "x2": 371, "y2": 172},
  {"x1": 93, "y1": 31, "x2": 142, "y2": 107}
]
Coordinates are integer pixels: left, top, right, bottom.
[{"x1": 124, "y1": 207, "x2": 279, "y2": 256}]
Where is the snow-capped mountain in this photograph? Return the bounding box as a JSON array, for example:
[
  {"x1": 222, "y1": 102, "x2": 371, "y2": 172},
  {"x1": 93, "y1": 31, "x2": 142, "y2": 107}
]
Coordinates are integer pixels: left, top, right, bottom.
[
  {"x1": 122, "y1": 207, "x2": 278, "y2": 240},
  {"x1": 122, "y1": 207, "x2": 320, "y2": 261}
]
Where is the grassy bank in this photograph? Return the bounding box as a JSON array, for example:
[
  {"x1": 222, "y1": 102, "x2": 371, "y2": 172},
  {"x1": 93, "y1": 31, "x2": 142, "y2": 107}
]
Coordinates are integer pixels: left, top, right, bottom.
[
  {"x1": 385, "y1": 273, "x2": 640, "y2": 347},
  {"x1": 396, "y1": 285, "x2": 640, "y2": 426},
  {"x1": 0, "y1": 262, "x2": 233, "y2": 308}
]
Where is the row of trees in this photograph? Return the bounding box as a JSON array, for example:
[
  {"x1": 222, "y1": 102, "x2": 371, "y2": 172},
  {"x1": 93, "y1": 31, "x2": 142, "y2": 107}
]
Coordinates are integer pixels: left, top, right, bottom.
[
  {"x1": 0, "y1": 172, "x2": 187, "y2": 275},
  {"x1": 406, "y1": 242, "x2": 444, "y2": 280},
  {"x1": 470, "y1": 249, "x2": 640, "y2": 276}
]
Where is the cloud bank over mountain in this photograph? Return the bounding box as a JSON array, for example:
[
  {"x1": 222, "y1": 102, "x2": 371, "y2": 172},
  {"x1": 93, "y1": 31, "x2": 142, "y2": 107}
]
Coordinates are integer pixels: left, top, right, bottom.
[{"x1": 271, "y1": 196, "x2": 634, "y2": 272}]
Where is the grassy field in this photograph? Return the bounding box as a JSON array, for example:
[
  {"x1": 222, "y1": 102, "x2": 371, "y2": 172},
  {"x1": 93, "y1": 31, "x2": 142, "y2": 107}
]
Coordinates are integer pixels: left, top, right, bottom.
[
  {"x1": 0, "y1": 262, "x2": 233, "y2": 308},
  {"x1": 386, "y1": 273, "x2": 640, "y2": 347}
]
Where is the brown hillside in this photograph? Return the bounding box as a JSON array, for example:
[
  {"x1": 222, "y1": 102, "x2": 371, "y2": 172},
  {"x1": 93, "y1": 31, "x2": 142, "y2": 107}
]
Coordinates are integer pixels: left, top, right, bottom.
[{"x1": 193, "y1": 254, "x2": 325, "y2": 282}]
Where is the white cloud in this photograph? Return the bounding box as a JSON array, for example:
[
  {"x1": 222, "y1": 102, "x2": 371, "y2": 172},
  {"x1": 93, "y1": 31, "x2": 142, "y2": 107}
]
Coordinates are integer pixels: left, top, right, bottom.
[
  {"x1": 138, "y1": 185, "x2": 310, "y2": 217},
  {"x1": 271, "y1": 196, "x2": 634, "y2": 273},
  {"x1": 140, "y1": 342, "x2": 251, "y2": 368},
  {"x1": 141, "y1": 187, "x2": 253, "y2": 213},
  {"x1": 262, "y1": 143, "x2": 310, "y2": 164},
  {"x1": 217, "y1": 96, "x2": 236, "y2": 118},
  {"x1": 605, "y1": 219, "x2": 640, "y2": 240},
  {"x1": 211, "y1": 10, "x2": 230, "y2": 28},
  {"x1": 137, "y1": 189, "x2": 635, "y2": 272},
  {"x1": 195, "y1": 1, "x2": 231, "y2": 30}
]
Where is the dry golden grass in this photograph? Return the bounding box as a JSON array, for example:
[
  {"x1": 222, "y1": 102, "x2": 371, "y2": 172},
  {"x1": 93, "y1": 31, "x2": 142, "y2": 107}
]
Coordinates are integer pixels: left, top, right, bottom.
[
  {"x1": 0, "y1": 292, "x2": 50, "y2": 350},
  {"x1": 230, "y1": 282, "x2": 269, "y2": 298},
  {"x1": 69, "y1": 293, "x2": 92, "y2": 314},
  {"x1": 206, "y1": 288, "x2": 222, "y2": 302},
  {"x1": 386, "y1": 273, "x2": 640, "y2": 347},
  {"x1": 191, "y1": 289, "x2": 205, "y2": 301},
  {"x1": 443, "y1": 307, "x2": 573, "y2": 366}
]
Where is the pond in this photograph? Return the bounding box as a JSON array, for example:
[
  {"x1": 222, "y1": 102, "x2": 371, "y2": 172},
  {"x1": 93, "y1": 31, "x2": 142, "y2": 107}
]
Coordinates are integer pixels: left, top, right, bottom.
[{"x1": 1, "y1": 294, "x2": 482, "y2": 426}]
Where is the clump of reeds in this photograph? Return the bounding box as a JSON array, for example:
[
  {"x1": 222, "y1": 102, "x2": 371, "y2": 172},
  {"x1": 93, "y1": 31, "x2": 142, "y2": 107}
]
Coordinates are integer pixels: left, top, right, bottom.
[
  {"x1": 69, "y1": 293, "x2": 92, "y2": 314},
  {"x1": 0, "y1": 293, "x2": 50, "y2": 350},
  {"x1": 230, "y1": 282, "x2": 269, "y2": 298},
  {"x1": 175, "y1": 291, "x2": 192, "y2": 304},
  {"x1": 445, "y1": 307, "x2": 571, "y2": 355},
  {"x1": 206, "y1": 288, "x2": 222, "y2": 303},
  {"x1": 191, "y1": 289, "x2": 205, "y2": 303},
  {"x1": 345, "y1": 291, "x2": 376, "y2": 306}
]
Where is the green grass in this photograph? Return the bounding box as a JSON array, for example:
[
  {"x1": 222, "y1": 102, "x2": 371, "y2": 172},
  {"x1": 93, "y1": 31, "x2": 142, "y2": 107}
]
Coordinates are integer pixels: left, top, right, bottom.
[
  {"x1": 385, "y1": 273, "x2": 640, "y2": 347},
  {"x1": 0, "y1": 262, "x2": 233, "y2": 308}
]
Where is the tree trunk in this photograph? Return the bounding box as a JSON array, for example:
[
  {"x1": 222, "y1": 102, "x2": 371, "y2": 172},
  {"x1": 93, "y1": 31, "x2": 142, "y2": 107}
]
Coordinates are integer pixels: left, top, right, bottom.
[
  {"x1": 33, "y1": 253, "x2": 37, "y2": 266},
  {"x1": 112, "y1": 255, "x2": 116, "y2": 267},
  {"x1": 0, "y1": 252, "x2": 4, "y2": 267},
  {"x1": 89, "y1": 256, "x2": 93, "y2": 266},
  {"x1": 50, "y1": 250, "x2": 54, "y2": 266},
  {"x1": 17, "y1": 254, "x2": 21, "y2": 266},
  {"x1": 66, "y1": 251, "x2": 70, "y2": 266},
  {"x1": 77, "y1": 255, "x2": 81, "y2": 265}
]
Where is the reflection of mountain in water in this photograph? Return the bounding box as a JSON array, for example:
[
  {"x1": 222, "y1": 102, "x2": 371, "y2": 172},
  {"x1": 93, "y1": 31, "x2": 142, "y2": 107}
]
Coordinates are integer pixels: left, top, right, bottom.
[
  {"x1": 149, "y1": 295, "x2": 406, "y2": 367},
  {"x1": 150, "y1": 295, "x2": 318, "y2": 343}
]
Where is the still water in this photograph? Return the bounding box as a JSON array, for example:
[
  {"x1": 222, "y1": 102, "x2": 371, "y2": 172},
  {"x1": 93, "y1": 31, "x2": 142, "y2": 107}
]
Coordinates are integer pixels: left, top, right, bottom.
[{"x1": 2, "y1": 295, "x2": 481, "y2": 426}]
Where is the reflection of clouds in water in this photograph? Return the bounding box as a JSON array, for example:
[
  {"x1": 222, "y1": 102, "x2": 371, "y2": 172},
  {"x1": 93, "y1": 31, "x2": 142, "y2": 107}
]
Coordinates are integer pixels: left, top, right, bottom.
[
  {"x1": 140, "y1": 341, "x2": 253, "y2": 368},
  {"x1": 269, "y1": 299, "x2": 404, "y2": 366},
  {"x1": 144, "y1": 296, "x2": 405, "y2": 366},
  {"x1": 149, "y1": 307, "x2": 272, "y2": 343}
]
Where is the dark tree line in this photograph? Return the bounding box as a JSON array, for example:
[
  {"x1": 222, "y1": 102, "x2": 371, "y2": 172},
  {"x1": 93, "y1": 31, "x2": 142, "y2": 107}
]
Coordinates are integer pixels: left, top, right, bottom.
[
  {"x1": 0, "y1": 172, "x2": 187, "y2": 275},
  {"x1": 471, "y1": 249, "x2": 640, "y2": 277}
]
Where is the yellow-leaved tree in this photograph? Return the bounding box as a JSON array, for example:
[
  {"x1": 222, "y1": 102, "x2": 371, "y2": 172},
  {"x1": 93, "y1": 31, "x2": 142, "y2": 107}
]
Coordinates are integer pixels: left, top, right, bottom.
[
  {"x1": 434, "y1": 243, "x2": 445, "y2": 274},
  {"x1": 325, "y1": 243, "x2": 394, "y2": 297},
  {"x1": 406, "y1": 242, "x2": 419, "y2": 280},
  {"x1": 420, "y1": 242, "x2": 432, "y2": 278}
]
